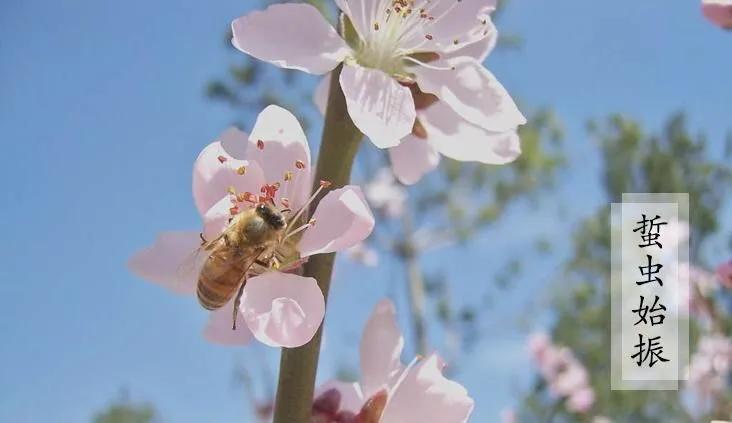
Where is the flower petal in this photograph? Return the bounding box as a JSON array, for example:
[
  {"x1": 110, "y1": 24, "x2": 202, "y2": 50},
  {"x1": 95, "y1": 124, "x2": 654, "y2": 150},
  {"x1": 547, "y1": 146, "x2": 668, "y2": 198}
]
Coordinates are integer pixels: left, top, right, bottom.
[
  {"x1": 443, "y1": 17, "x2": 498, "y2": 63},
  {"x1": 339, "y1": 65, "x2": 416, "y2": 149},
  {"x1": 413, "y1": 57, "x2": 525, "y2": 133},
  {"x1": 203, "y1": 300, "x2": 255, "y2": 346},
  {"x1": 702, "y1": 0, "x2": 732, "y2": 29},
  {"x1": 128, "y1": 231, "x2": 202, "y2": 295},
  {"x1": 231, "y1": 3, "x2": 350, "y2": 74},
  {"x1": 382, "y1": 354, "x2": 474, "y2": 423},
  {"x1": 359, "y1": 299, "x2": 405, "y2": 399},
  {"x1": 247, "y1": 105, "x2": 312, "y2": 210},
  {"x1": 298, "y1": 186, "x2": 375, "y2": 257},
  {"x1": 192, "y1": 127, "x2": 266, "y2": 216},
  {"x1": 420, "y1": 101, "x2": 521, "y2": 164},
  {"x1": 314, "y1": 74, "x2": 331, "y2": 116},
  {"x1": 315, "y1": 380, "x2": 365, "y2": 414},
  {"x1": 333, "y1": 0, "x2": 380, "y2": 43},
  {"x1": 202, "y1": 195, "x2": 237, "y2": 240},
  {"x1": 388, "y1": 135, "x2": 440, "y2": 185},
  {"x1": 414, "y1": 0, "x2": 497, "y2": 54},
  {"x1": 241, "y1": 272, "x2": 325, "y2": 348}
]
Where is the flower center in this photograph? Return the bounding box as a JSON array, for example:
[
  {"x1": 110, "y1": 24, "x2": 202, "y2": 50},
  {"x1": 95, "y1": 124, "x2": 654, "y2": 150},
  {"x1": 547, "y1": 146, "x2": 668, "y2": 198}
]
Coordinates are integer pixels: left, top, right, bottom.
[
  {"x1": 216, "y1": 143, "x2": 331, "y2": 273},
  {"x1": 351, "y1": 0, "x2": 441, "y2": 76}
]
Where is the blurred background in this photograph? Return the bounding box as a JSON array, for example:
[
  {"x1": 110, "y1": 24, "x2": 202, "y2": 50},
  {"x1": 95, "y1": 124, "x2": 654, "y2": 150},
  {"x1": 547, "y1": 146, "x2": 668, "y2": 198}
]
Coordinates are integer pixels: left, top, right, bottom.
[{"x1": 1, "y1": 0, "x2": 731, "y2": 421}]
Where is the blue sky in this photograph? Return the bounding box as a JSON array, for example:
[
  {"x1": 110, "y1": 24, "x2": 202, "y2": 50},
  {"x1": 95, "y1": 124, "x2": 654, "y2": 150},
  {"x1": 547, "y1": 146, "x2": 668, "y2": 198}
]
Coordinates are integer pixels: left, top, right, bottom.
[{"x1": 1, "y1": 0, "x2": 730, "y2": 421}]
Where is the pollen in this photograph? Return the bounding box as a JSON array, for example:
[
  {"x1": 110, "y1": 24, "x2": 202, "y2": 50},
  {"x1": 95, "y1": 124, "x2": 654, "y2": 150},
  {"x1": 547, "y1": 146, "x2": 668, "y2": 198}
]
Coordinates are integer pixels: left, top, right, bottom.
[
  {"x1": 217, "y1": 155, "x2": 227, "y2": 163},
  {"x1": 295, "y1": 160, "x2": 306, "y2": 169},
  {"x1": 425, "y1": 34, "x2": 433, "y2": 40},
  {"x1": 453, "y1": 39, "x2": 459, "y2": 45},
  {"x1": 242, "y1": 192, "x2": 257, "y2": 203},
  {"x1": 227, "y1": 186, "x2": 236, "y2": 195},
  {"x1": 236, "y1": 193, "x2": 248, "y2": 202},
  {"x1": 236, "y1": 166, "x2": 247, "y2": 175},
  {"x1": 284, "y1": 171, "x2": 293, "y2": 181},
  {"x1": 374, "y1": 22, "x2": 380, "y2": 31},
  {"x1": 257, "y1": 139, "x2": 265, "y2": 150}
]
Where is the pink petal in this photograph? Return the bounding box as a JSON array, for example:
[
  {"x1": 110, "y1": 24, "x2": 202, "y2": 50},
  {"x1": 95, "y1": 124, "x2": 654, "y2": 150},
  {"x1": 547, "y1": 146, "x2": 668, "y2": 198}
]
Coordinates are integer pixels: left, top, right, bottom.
[
  {"x1": 443, "y1": 17, "x2": 498, "y2": 63},
  {"x1": 202, "y1": 195, "x2": 238, "y2": 240},
  {"x1": 407, "y1": 0, "x2": 497, "y2": 55},
  {"x1": 702, "y1": 0, "x2": 732, "y2": 29},
  {"x1": 315, "y1": 380, "x2": 365, "y2": 414},
  {"x1": 128, "y1": 231, "x2": 202, "y2": 295},
  {"x1": 359, "y1": 299, "x2": 405, "y2": 399},
  {"x1": 382, "y1": 354, "x2": 474, "y2": 423},
  {"x1": 339, "y1": 65, "x2": 416, "y2": 149},
  {"x1": 388, "y1": 135, "x2": 440, "y2": 185},
  {"x1": 566, "y1": 387, "x2": 595, "y2": 413},
  {"x1": 413, "y1": 57, "x2": 525, "y2": 133},
  {"x1": 192, "y1": 127, "x2": 266, "y2": 216},
  {"x1": 314, "y1": 75, "x2": 331, "y2": 116},
  {"x1": 231, "y1": 3, "x2": 350, "y2": 74},
  {"x1": 716, "y1": 260, "x2": 732, "y2": 289},
  {"x1": 333, "y1": 0, "x2": 381, "y2": 43},
  {"x1": 246, "y1": 105, "x2": 312, "y2": 211},
  {"x1": 203, "y1": 300, "x2": 254, "y2": 346},
  {"x1": 240, "y1": 272, "x2": 325, "y2": 348},
  {"x1": 420, "y1": 101, "x2": 521, "y2": 164},
  {"x1": 298, "y1": 186, "x2": 375, "y2": 257}
]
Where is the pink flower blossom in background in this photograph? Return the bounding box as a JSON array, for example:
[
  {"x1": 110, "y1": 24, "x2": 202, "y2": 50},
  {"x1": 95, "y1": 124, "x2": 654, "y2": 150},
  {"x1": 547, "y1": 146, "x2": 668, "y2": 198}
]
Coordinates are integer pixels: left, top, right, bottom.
[
  {"x1": 312, "y1": 299, "x2": 474, "y2": 422},
  {"x1": 364, "y1": 168, "x2": 407, "y2": 218},
  {"x1": 500, "y1": 408, "x2": 516, "y2": 423},
  {"x1": 346, "y1": 242, "x2": 379, "y2": 267},
  {"x1": 527, "y1": 332, "x2": 595, "y2": 414},
  {"x1": 678, "y1": 262, "x2": 717, "y2": 316},
  {"x1": 129, "y1": 106, "x2": 374, "y2": 348},
  {"x1": 231, "y1": 0, "x2": 525, "y2": 185},
  {"x1": 702, "y1": 0, "x2": 732, "y2": 29},
  {"x1": 686, "y1": 335, "x2": 732, "y2": 400},
  {"x1": 715, "y1": 259, "x2": 732, "y2": 289}
]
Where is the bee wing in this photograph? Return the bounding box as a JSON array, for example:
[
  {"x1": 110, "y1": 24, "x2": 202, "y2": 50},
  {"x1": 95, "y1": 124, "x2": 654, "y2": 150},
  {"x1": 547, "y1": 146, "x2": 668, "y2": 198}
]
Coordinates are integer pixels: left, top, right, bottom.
[{"x1": 175, "y1": 243, "x2": 212, "y2": 292}]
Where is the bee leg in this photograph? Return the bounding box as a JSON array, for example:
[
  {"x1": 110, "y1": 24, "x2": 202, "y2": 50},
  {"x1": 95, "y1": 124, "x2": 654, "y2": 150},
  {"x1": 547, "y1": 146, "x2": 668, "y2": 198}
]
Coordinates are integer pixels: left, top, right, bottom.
[{"x1": 232, "y1": 278, "x2": 247, "y2": 330}]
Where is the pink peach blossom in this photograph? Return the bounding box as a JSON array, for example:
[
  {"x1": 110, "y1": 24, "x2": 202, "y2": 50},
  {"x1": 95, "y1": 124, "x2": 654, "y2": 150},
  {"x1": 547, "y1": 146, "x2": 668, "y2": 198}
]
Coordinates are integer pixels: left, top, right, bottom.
[
  {"x1": 232, "y1": 1, "x2": 525, "y2": 184},
  {"x1": 312, "y1": 299, "x2": 474, "y2": 422},
  {"x1": 129, "y1": 106, "x2": 374, "y2": 348},
  {"x1": 566, "y1": 387, "x2": 595, "y2": 413},
  {"x1": 500, "y1": 408, "x2": 516, "y2": 423},
  {"x1": 715, "y1": 259, "x2": 732, "y2": 289},
  {"x1": 346, "y1": 242, "x2": 379, "y2": 267},
  {"x1": 527, "y1": 332, "x2": 595, "y2": 414},
  {"x1": 702, "y1": 0, "x2": 732, "y2": 29},
  {"x1": 686, "y1": 335, "x2": 732, "y2": 399},
  {"x1": 364, "y1": 168, "x2": 407, "y2": 218}
]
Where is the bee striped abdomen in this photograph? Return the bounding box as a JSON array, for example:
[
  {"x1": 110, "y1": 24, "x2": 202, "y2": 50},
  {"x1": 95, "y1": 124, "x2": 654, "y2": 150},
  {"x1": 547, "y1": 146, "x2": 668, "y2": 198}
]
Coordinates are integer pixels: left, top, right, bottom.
[{"x1": 197, "y1": 249, "x2": 250, "y2": 310}]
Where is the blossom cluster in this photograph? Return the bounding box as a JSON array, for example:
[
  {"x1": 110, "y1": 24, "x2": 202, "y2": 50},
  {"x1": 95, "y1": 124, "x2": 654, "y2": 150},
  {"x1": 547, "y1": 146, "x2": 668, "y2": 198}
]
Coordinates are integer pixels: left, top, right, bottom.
[
  {"x1": 527, "y1": 332, "x2": 595, "y2": 413},
  {"x1": 686, "y1": 335, "x2": 732, "y2": 399}
]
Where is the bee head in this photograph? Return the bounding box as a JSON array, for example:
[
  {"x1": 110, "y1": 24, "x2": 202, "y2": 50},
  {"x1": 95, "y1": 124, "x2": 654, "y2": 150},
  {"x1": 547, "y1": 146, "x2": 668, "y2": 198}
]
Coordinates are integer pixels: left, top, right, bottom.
[{"x1": 255, "y1": 203, "x2": 286, "y2": 230}]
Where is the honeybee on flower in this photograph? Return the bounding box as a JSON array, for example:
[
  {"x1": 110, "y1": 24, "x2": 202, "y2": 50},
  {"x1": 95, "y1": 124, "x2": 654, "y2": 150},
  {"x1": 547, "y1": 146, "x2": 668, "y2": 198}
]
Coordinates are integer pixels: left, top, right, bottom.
[{"x1": 129, "y1": 106, "x2": 375, "y2": 348}]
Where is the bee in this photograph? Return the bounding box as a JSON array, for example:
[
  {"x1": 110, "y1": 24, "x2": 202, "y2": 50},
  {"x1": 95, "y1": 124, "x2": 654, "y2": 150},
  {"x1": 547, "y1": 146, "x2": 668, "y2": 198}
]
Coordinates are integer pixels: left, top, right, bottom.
[{"x1": 196, "y1": 202, "x2": 288, "y2": 329}]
